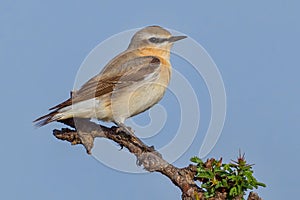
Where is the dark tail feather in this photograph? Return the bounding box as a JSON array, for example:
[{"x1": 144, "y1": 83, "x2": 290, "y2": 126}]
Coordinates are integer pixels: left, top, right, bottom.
[
  {"x1": 33, "y1": 111, "x2": 58, "y2": 127},
  {"x1": 49, "y1": 96, "x2": 72, "y2": 111},
  {"x1": 35, "y1": 97, "x2": 73, "y2": 127}
]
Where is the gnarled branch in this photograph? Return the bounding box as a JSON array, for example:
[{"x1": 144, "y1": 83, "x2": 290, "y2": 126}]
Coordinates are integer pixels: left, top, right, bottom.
[{"x1": 52, "y1": 118, "x2": 262, "y2": 200}]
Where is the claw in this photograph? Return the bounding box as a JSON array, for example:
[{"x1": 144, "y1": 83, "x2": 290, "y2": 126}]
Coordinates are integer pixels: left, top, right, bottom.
[{"x1": 115, "y1": 121, "x2": 135, "y2": 136}]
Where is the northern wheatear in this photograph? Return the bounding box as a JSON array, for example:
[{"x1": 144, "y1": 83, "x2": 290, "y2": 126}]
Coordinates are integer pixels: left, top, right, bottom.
[{"x1": 34, "y1": 26, "x2": 186, "y2": 134}]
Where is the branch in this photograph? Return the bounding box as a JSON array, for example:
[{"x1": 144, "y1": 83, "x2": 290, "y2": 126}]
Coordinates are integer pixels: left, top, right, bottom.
[{"x1": 53, "y1": 118, "x2": 263, "y2": 200}]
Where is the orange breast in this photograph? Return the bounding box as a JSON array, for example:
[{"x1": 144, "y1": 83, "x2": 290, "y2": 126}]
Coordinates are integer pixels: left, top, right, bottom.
[{"x1": 137, "y1": 47, "x2": 172, "y2": 83}]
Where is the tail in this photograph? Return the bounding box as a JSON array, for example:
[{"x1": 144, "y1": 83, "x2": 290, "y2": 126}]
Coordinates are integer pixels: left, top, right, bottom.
[
  {"x1": 33, "y1": 109, "x2": 75, "y2": 127},
  {"x1": 33, "y1": 111, "x2": 59, "y2": 127},
  {"x1": 34, "y1": 97, "x2": 103, "y2": 127},
  {"x1": 34, "y1": 98, "x2": 72, "y2": 127}
]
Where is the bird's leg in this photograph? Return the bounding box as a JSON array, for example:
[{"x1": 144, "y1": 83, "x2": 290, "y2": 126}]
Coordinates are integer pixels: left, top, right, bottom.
[
  {"x1": 115, "y1": 121, "x2": 135, "y2": 136},
  {"x1": 114, "y1": 121, "x2": 142, "y2": 146},
  {"x1": 114, "y1": 121, "x2": 155, "y2": 153}
]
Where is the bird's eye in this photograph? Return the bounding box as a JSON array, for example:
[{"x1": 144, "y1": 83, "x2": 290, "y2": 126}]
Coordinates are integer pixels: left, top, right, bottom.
[{"x1": 149, "y1": 37, "x2": 159, "y2": 43}]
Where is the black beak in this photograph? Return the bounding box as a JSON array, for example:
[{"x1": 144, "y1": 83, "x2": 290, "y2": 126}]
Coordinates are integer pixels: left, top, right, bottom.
[{"x1": 168, "y1": 35, "x2": 187, "y2": 43}]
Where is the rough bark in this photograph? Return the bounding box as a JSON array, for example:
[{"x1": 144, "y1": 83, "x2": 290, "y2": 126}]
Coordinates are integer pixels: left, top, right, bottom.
[{"x1": 52, "y1": 118, "x2": 262, "y2": 200}]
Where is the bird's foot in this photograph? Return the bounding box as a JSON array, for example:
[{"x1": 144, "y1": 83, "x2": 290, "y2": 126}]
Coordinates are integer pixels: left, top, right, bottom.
[
  {"x1": 114, "y1": 121, "x2": 156, "y2": 153},
  {"x1": 115, "y1": 122, "x2": 146, "y2": 147},
  {"x1": 117, "y1": 126, "x2": 135, "y2": 136}
]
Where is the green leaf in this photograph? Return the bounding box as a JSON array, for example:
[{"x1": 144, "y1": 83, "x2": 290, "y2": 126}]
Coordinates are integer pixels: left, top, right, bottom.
[
  {"x1": 256, "y1": 182, "x2": 267, "y2": 187},
  {"x1": 221, "y1": 179, "x2": 229, "y2": 188},
  {"x1": 198, "y1": 172, "x2": 213, "y2": 179},
  {"x1": 229, "y1": 187, "x2": 237, "y2": 196},
  {"x1": 190, "y1": 156, "x2": 203, "y2": 164}
]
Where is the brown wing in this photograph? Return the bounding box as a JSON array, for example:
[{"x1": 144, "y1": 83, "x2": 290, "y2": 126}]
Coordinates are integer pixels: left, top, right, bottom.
[
  {"x1": 34, "y1": 55, "x2": 160, "y2": 126},
  {"x1": 48, "y1": 56, "x2": 161, "y2": 111}
]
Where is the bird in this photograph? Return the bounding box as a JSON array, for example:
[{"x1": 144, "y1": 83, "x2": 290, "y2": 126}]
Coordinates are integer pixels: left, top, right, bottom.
[{"x1": 34, "y1": 25, "x2": 187, "y2": 135}]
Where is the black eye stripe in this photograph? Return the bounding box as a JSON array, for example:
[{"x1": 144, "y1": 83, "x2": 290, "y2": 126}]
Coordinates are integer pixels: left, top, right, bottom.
[{"x1": 148, "y1": 37, "x2": 167, "y2": 43}]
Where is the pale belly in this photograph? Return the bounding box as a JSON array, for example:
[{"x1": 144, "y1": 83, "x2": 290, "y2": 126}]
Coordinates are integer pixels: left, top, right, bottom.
[{"x1": 108, "y1": 81, "x2": 168, "y2": 122}]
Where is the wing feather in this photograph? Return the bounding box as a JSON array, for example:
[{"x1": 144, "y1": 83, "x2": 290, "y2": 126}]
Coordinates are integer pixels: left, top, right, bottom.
[{"x1": 43, "y1": 55, "x2": 161, "y2": 118}]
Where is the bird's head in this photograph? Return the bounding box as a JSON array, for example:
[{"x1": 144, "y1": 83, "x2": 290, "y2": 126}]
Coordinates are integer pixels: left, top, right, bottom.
[{"x1": 128, "y1": 26, "x2": 187, "y2": 52}]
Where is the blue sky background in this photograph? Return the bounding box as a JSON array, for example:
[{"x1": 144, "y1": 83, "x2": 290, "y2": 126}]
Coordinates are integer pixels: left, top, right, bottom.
[{"x1": 1, "y1": 1, "x2": 299, "y2": 199}]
